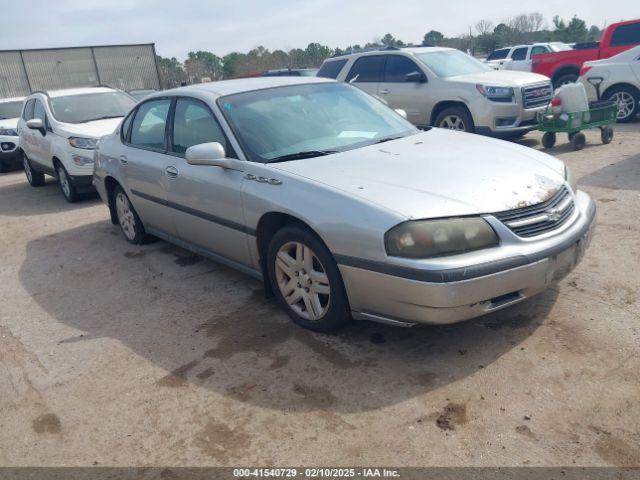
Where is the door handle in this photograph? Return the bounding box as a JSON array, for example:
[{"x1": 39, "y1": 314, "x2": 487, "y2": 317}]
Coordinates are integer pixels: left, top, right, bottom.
[
  {"x1": 165, "y1": 166, "x2": 179, "y2": 178},
  {"x1": 379, "y1": 89, "x2": 390, "y2": 94},
  {"x1": 119, "y1": 155, "x2": 128, "y2": 165}
]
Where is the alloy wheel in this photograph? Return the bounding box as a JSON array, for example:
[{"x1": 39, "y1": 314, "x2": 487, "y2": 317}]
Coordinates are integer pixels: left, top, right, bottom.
[
  {"x1": 58, "y1": 167, "x2": 71, "y2": 198},
  {"x1": 116, "y1": 192, "x2": 137, "y2": 241},
  {"x1": 440, "y1": 115, "x2": 466, "y2": 131},
  {"x1": 274, "y1": 241, "x2": 331, "y2": 321},
  {"x1": 612, "y1": 91, "x2": 636, "y2": 120}
]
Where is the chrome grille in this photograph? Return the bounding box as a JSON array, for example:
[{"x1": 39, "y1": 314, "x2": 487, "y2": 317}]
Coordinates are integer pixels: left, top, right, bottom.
[
  {"x1": 522, "y1": 82, "x2": 553, "y2": 109},
  {"x1": 494, "y1": 186, "x2": 575, "y2": 238}
]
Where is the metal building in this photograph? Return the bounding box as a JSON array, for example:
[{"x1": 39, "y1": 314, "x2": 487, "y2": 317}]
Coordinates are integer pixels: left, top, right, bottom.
[{"x1": 0, "y1": 43, "x2": 162, "y2": 98}]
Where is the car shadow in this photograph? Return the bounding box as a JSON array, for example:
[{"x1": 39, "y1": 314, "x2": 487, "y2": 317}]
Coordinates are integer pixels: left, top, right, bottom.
[
  {"x1": 19, "y1": 221, "x2": 556, "y2": 413},
  {"x1": 0, "y1": 171, "x2": 99, "y2": 216},
  {"x1": 579, "y1": 154, "x2": 640, "y2": 192}
]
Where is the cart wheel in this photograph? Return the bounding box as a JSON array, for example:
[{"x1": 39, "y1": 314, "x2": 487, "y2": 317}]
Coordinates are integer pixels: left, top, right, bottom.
[
  {"x1": 601, "y1": 126, "x2": 614, "y2": 144},
  {"x1": 568, "y1": 132, "x2": 576, "y2": 142},
  {"x1": 542, "y1": 132, "x2": 556, "y2": 149},
  {"x1": 571, "y1": 132, "x2": 586, "y2": 151}
]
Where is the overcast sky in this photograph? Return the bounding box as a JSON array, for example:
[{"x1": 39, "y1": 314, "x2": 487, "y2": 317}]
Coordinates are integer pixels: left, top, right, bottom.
[{"x1": 2, "y1": 0, "x2": 638, "y2": 59}]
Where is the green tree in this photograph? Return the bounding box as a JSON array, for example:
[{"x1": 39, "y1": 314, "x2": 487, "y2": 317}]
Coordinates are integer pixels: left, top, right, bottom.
[
  {"x1": 422, "y1": 30, "x2": 444, "y2": 46},
  {"x1": 552, "y1": 15, "x2": 588, "y2": 43},
  {"x1": 185, "y1": 51, "x2": 223, "y2": 82},
  {"x1": 156, "y1": 56, "x2": 187, "y2": 88},
  {"x1": 381, "y1": 33, "x2": 405, "y2": 47}
]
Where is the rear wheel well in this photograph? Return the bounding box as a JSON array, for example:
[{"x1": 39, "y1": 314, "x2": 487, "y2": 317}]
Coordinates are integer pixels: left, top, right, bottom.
[
  {"x1": 552, "y1": 66, "x2": 580, "y2": 85},
  {"x1": 104, "y1": 176, "x2": 120, "y2": 225},
  {"x1": 430, "y1": 101, "x2": 472, "y2": 126},
  {"x1": 256, "y1": 212, "x2": 326, "y2": 296}
]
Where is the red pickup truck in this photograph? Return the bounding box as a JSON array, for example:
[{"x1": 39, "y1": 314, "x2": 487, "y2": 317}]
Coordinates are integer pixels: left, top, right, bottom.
[{"x1": 532, "y1": 19, "x2": 640, "y2": 89}]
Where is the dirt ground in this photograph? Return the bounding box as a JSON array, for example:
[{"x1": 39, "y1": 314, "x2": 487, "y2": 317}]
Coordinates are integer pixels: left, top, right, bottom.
[{"x1": 0, "y1": 124, "x2": 639, "y2": 468}]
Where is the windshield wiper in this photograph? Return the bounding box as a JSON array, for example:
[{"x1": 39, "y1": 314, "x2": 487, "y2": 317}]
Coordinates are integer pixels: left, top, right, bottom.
[
  {"x1": 80, "y1": 115, "x2": 123, "y2": 123},
  {"x1": 267, "y1": 150, "x2": 338, "y2": 163},
  {"x1": 373, "y1": 135, "x2": 406, "y2": 144}
]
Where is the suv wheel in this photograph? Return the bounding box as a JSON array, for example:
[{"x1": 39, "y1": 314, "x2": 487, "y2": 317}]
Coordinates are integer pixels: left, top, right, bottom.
[
  {"x1": 606, "y1": 85, "x2": 639, "y2": 123},
  {"x1": 434, "y1": 107, "x2": 475, "y2": 133},
  {"x1": 113, "y1": 185, "x2": 149, "y2": 244},
  {"x1": 267, "y1": 226, "x2": 350, "y2": 332},
  {"x1": 55, "y1": 163, "x2": 79, "y2": 203},
  {"x1": 23, "y1": 152, "x2": 45, "y2": 187}
]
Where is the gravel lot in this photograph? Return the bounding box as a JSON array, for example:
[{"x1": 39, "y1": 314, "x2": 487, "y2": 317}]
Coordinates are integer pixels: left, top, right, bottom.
[{"x1": 1, "y1": 124, "x2": 639, "y2": 468}]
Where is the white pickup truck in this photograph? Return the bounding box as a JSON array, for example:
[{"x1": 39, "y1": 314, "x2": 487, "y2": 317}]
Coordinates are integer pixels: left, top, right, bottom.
[{"x1": 486, "y1": 43, "x2": 572, "y2": 72}]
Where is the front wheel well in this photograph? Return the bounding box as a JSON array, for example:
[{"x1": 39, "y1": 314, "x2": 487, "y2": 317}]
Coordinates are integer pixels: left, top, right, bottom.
[
  {"x1": 255, "y1": 212, "x2": 326, "y2": 296},
  {"x1": 104, "y1": 176, "x2": 121, "y2": 225},
  {"x1": 430, "y1": 101, "x2": 472, "y2": 126}
]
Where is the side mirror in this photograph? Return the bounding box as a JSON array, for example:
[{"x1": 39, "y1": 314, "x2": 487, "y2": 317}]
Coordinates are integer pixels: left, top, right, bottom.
[
  {"x1": 394, "y1": 109, "x2": 408, "y2": 119},
  {"x1": 27, "y1": 118, "x2": 45, "y2": 134},
  {"x1": 185, "y1": 142, "x2": 243, "y2": 171},
  {"x1": 405, "y1": 71, "x2": 427, "y2": 83}
]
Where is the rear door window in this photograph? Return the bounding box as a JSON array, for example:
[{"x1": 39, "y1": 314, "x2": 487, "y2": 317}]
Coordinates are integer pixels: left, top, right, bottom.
[
  {"x1": 317, "y1": 59, "x2": 347, "y2": 79},
  {"x1": 611, "y1": 23, "x2": 640, "y2": 47},
  {"x1": 346, "y1": 56, "x2": 385, "y2": 82},
  {"x1": 130, "y1": 98, "x2": 171, "y2": 150},
  {"x1": 511, "y1": 47, "x2": 528, "y2": 61}
]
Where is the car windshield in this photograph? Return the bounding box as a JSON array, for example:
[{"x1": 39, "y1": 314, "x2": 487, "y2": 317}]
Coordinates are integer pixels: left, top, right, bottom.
[
  {"x1": 50, "y1": 91, "x2": 136, "y2": 123},
  {"x1": 218, "y1": 82, "x2": 418, "y2": 163},
  {"x1": 0, "y1": 101, "x2": 24, "y2": 120},
  {"x1": 416, "y1": 50, "x2": 491, "y2": 78},
  {"x1": 549, "y1": 43, "x2": 573, "y2": 52}
]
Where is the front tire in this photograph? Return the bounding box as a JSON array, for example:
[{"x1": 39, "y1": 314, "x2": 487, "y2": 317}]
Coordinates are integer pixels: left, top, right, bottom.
[
  {"x1": 554, "y1": 73, "x2": 578, "y2": 89},
  {"x1": 434, "y1": 107, "x2": 475, "y2": 133},
  {"x1": 23, "y1": 152, "x2": 45, "y2": 187},
  {"x1": 0, "y1": 159, "x2": 8, "y2": 173},
  {"x1": 605, "y1": 85, "x2": 639, "y2": 123},
  {"x1": 112, "y1": 185, "x2": 149, "y2": 245},
  {"x1": 55, "y1": 163, "x2": 79, "y2": 203},
  {"x1": 267, "y1": 226, "x2": 350, "y2": 332}
]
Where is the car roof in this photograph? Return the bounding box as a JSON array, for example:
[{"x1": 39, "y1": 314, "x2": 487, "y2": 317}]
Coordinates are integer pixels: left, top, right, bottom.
[
  {"x1": 330, "y1": 46, "x2": 453, "y2": 60},
  {"x1": 159, "y1": 76, "x2": 334, "y2": 98},
  {"x1": 0, "y1": 96, "x2": 25, "y2": 103},
  {"x1": 31, "y1": 86, "x2": 119, "y2": 98}
]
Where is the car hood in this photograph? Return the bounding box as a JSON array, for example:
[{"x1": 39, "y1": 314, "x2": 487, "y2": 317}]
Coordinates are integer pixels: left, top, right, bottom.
[
  {"x1": 0, "y1": 117, "x2": 19, "y2": 130},
  {"x1": 270, "y1": 129, "x2": 566, "y2": 219},
  {"x1": 57, "y1": 117, "x2": 123, "y2": 138},
  {"x1": 450, "y1": 69, "x2": 551, "y2": 87}
]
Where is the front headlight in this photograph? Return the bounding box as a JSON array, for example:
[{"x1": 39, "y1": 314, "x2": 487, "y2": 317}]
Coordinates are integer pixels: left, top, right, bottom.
[
  {"x1": 476, "y1": 84, "x2": 514, "y2": 102},
  {"x1": 385, "y1": 217, "x2": 499, "y2": 259},
  {"x1": 68, "y1": 137, "x2": 98, "y2": 150},
  {"x1": 565, "y1": 165, "x2": 578, "y2": 193},
  {"x1": 0, "y1": 128, "x2": 18, "y2": 136}
]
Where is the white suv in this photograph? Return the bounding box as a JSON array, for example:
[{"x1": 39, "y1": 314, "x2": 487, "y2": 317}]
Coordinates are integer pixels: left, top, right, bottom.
[
  {"x1": 18, "y1": 87, "x2": 136, "y2": 202},
  {"x1": 0, "y1": 97, "x2": 25, "y2": 173},
  {"x1": 318, "y1": 47, "x2": 553, "y2": 138}
]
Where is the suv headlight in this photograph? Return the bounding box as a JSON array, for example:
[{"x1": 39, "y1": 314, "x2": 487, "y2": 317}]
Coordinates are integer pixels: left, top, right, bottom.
[
  {"x1": 385, "y1": 217, "x2": 499, "y2": 259},
  {"x1": 68, "y1": 137, "x2": 98, "y2": 150},
  {"x1": 565, "y1": 165, "x2": 578, "y2": 193},
  {"x1": 476, "y1": 85, "x2": 514, "y2": 102},
  {"x1": 0, "y1": 127, "x2": 18, "y2": 136}
]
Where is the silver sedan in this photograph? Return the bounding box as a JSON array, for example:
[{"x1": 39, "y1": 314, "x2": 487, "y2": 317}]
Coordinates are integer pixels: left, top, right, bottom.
[{"x1": 93, "y1": 77, "x2": 595, "y2": 331}]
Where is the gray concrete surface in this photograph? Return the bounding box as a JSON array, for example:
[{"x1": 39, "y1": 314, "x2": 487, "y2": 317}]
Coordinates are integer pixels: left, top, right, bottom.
[{"x1": 0, "y1": 125, "x2": 639, "y2": 467}]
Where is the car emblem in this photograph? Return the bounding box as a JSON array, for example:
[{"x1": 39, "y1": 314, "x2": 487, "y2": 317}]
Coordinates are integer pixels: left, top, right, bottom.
[{"x1": 546, "y1": 207, "x2": 561, "y2": 222}]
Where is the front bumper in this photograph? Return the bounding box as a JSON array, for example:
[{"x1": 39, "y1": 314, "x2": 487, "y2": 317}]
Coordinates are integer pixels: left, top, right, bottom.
[
  {"x1": 0, "y1": 135, "x2": 20, "y2": 163},
  {"x1": 340, "y1": 192, "x2": 596, "y2": 326},
  {"x1": 471, "y1": 98, "x2": 547, "y2": 136}
]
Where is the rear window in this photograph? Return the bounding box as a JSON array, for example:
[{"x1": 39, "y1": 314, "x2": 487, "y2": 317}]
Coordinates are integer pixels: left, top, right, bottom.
[
  {"x1": 611, "y1": 23, "x2": 640, "y2": 47},
  {"x1": 487, "y1": 49, "x2": 509, "y2": 61},
  {"x1": 317, "y1": 59, "x2": 347, "y2": 79}
]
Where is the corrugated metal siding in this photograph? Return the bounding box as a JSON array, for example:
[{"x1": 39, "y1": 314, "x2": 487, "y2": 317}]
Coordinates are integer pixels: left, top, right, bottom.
[
  {"x1": 0, "y1": 52, "x2": 31, "y2": 98},
  {"x1": 93, "y1": 45, "x2": 161, "y2": 91},
  {"x1": 22, "y1": 48, "x2": 99, "y2": 92},
  {"x1": 0, "y1": 44, "x2": 160, "y2": 98}
]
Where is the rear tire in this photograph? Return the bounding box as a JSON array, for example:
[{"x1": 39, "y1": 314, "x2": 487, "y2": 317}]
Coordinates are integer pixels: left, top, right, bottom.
[
  {"x1": 55, "y1": 162, "x2": 79, "y2": 203},
  {"x1": 554, "y1": 73, "x2": 578, "y2": 89},
  {"x1": 112, "y1": 185, "x2": 150, "y2": 245},
  {"x1": 434, "y1": 107, "x2": 475, "y2": 133},
  {"x1": 605, "y1": 85, "x2": 639, "y2": 123},
  {"x1": 267, "y1": 226, "x2": 351, "y2": 332},
  {"x1": 23, "y1": 152, "x2": 45, "y2": 187},
  {"x1": 542, "y1": 132, "x2": 556, "y2": 149}
]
